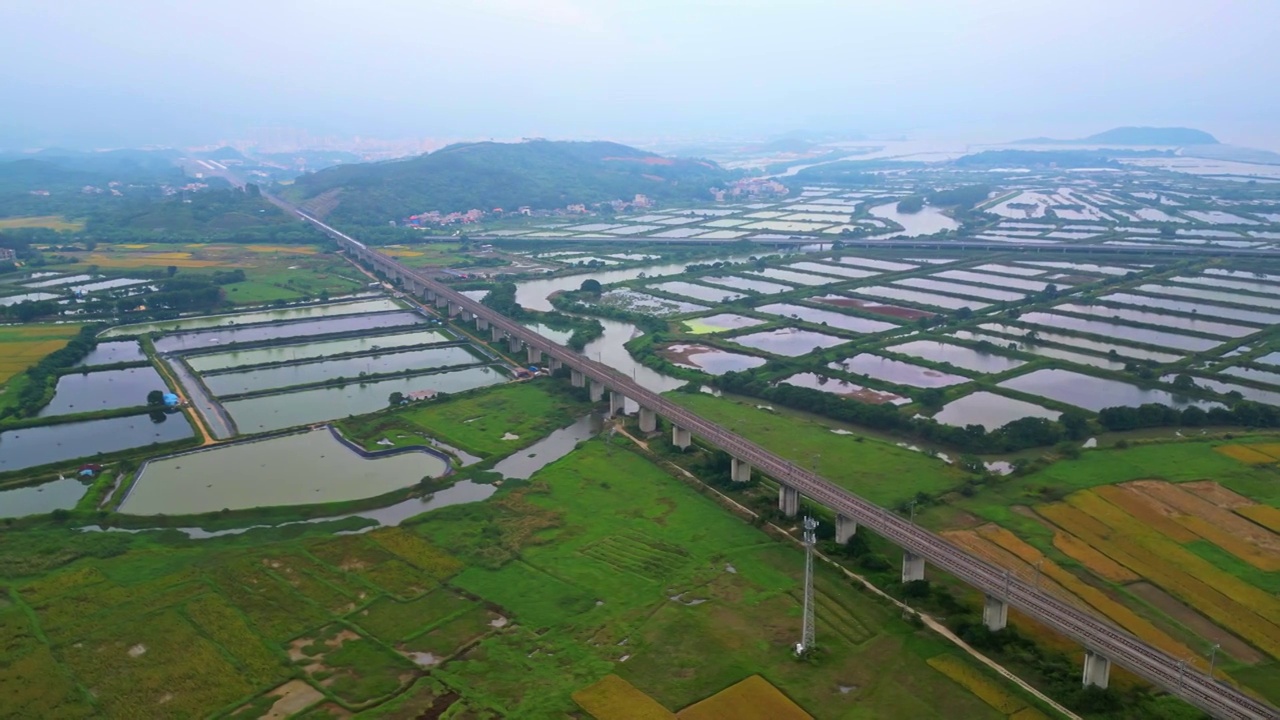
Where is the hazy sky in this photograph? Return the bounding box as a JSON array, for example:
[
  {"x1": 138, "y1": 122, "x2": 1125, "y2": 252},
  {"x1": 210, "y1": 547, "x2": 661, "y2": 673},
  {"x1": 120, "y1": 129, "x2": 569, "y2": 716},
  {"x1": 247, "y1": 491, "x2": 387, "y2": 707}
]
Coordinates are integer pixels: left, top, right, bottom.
[{"x1": 3, "y1": 0, "x2": 1278, "y2": 149}]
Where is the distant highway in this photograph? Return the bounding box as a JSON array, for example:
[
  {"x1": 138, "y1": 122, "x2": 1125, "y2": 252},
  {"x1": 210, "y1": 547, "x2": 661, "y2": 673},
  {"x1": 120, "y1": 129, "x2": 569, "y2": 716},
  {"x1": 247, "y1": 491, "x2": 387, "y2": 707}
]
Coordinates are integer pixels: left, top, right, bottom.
[{"x1": 284, "y1": 205, "x2": 1275, "y2": 720}]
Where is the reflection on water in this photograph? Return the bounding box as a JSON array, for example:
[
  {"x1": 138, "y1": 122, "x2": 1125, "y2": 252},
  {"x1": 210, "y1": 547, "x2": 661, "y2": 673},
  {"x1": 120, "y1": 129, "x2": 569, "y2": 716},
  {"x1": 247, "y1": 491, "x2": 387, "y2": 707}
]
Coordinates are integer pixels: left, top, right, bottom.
[
  {"x1": 0, "y1": 414, "x2": 195, "y2": 473},
  {"x1": 0, "y1": 477, "x2": 89, "y2": 518},
  {"x1": 492, "y1": 414, "x2": 603, "y2": 479},
  {"x1": 868, "y1": 202, "x2": 959, "y2": 237}
]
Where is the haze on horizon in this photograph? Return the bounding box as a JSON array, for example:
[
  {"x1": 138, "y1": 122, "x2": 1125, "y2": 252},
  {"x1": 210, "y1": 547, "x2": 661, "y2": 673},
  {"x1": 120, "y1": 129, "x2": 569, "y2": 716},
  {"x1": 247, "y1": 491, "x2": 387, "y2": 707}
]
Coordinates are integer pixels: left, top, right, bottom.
[{"x1": 2, "y1": 0, "x2": 1278, "y2": 151}]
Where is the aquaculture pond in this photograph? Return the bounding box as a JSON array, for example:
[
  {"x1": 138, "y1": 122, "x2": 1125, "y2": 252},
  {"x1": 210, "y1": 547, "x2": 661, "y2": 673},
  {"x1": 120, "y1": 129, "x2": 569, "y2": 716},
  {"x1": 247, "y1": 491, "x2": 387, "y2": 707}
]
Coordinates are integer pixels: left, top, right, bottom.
[
  {"x1": 153, "y1": 312, "x2": 426, "y2": 352},
  {"x1": 896, "y1": 277, "x2": 1025, "y2": 302},
  {"x1": 102, "y1": 298, "x2": 405, "y2": 337},
  {"x1": 746, "y1": 268, "x2": 836, "y2": 287},
  {"x1": 1054, "y1": 302, "x2": 1256, "y2": 338},
  {"x1": 1099, "y1": 293, "x2": 1280, "y2": 326},
  {"x1": 75, "y1": 340, "x2": 146, "y2": 367},
  {"x1": 201, "y1": 346, "x2": 482, "y2": 397},
  {"x1": 0, "y1": 292, "x2": 59, "y2": 306},
  {"x1": 998, "y1": 368, "x2": 1220, "y2": 412},
  {"x1": 1015, "y1": 313, "x2": 1220, "y2": 353},
  {"x1": 38, "y1": 366, "x2": 169, "y2": 417},
  {"x1": 658, "y1": 344, "x2": 767, "y2": 375},
  {"x1": 700, "y1": 275, "x2": 795, "y2": 294},
  {"x1": 593, "y1": 290, "x2": 707, "y2": 317},
  {"x1": 785, "y1": 261, "x2": 878, "y2": 280},
  {"x1": 513, "y1": 260, "x2": 693, "y2": 311},
  {"x1": 933, "y1": 270, "x2": 1059, "y2": 294},
  {"x1": 829, "y1": 354, "x2": 968, "y2": 388},
  {"x1": 1173, "y1": 376, "x2": 1280, "y2": 407},
  {"x1": 853, "y1": 286, "x2": 990, "y2": 311},
  {"x1": 0, "y1": 414, "x2": 195, "y2": 472},
  {"x1": 221, "y1": 366, "x2": 505, "y2": 434},
  {"x1": 886, "y1": 340, "x2": 1025, "y2": 374},
  {"x1": 730, "y1": 328, "x2": 849, "y2": 357},
  {"x1": 0, "y1": 477, "x2": 89, "y2": 519},
  {"x1": 185, "y1": 329, "x2": 453, "y2": 372},
  {"x1": 835, "y1": 257, "x2": 917, "y2": 272},
  {"x1": 976, "y1": 323, "x2": 1182, "y2": 363},
  {"x1": 754, "y1": 303, "x2": 898, "y2": 334},
  {"x1": 1135, "y1": 283, "x2": 1280, "y2": 311},
  {"x1": 681, "y1": 313, "x2": 768, "y2": 334},
  {"x1": 119, "y1": 428, "x2": 451, "y2": 516},
  {"x1": 647, "y1": 281, "x2": 747, "y2": 303},
  {"x1": 931, "y1": 391, "x2": 1061, "y2": 430},
  {"x1": 1222, "y1": 366, "x2": 1280, "y2": 388},
  {"x1": 810, "y1": 295, "x2": 934, "y2": 320},
  {"x1": 780, "y1": 373, "x2": 906, "y2": 404}
]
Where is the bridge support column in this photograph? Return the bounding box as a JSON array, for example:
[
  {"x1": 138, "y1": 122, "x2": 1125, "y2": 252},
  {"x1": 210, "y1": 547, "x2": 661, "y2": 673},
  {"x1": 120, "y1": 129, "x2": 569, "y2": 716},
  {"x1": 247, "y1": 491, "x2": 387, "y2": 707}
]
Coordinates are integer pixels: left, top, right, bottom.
[
  {"x1": 527, "y1": 346, "x2": 541, "y2": 365},
  {"x1": 447, "y1": 302, "x2": 462, "y2": 317},
  {"x1": 730, "y1": 457, "x2": 751, "y2": 483},
  {"x1": 835, "y1": 514, "x2": 858, "y2": 544},
  {"x1": 589, "y1": 380, "x2": 604, "y2": 403},
  {"x1": 461, "y1": 309, "x2": 474, "y2": 322},
  {"x1": 548, "y1": 357, "x2": 562, "y2": 371},
  {"x1": 638, "y1": 407, "x2": 656, "y2": 432},
  {"x1": 902, "y1": 551, "x2": 925, "y2": 583},
  {"x1": 570, "y1": 370, "x2": 585, "y2": 388},
  {"x1": 982, "y1": 595, "x2": 1008, "y2": 632},
  {"x1": 491, "y1": 326, "x2": 503, "y2": 342},
  {"x1": 1082, "y1": 651, "x2": 1111, "y2": 690},
  {"x1": 435, "y1": 296, "x2": 449, "y2": 309},
  {"x1": 778, "y1": 485, "x2": 800, "y2": 517},
  {"x1": 672, "y1": 425, "x2": 691, "y2": 450},
  {"x1": 476, "y1": 317, "x2": 488, "y2": 331},
  {"x1": 508, "y1": 336, "x2": 523, "y2": 353},
  {"x1": 609, "y1": 391, "x2": 626, "y2": 417}
]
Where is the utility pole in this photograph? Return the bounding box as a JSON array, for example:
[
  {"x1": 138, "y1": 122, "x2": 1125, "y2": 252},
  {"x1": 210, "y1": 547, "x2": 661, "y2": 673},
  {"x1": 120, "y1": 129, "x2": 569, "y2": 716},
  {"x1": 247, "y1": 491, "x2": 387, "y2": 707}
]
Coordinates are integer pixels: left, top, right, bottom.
[
  {"x1": 796, "y1": 516, "x2": 818, "y2": 657},
  {"x1": 1208, "y1": 643, "x2": 1220, "y2": 681}
]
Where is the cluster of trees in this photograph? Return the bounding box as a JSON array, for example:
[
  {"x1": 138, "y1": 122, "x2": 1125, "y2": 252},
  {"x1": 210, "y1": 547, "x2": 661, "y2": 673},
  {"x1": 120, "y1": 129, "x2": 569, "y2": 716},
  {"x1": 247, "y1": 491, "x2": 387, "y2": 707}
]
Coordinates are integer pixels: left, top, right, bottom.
[
  {"x1": 481, "y1": 281, "x2": 602, "y2": 350},
  {"x1": 896, "y1": 196, "x2": 925, "y2": 213},
  {"x1": 1, "y1": 325, "x2": 99, "y2": 419},
  {"x1": 926, "y1": 184, "x2": 992, "y2": 209},
  {"x1": 1097, "y1": 400, "x2": 1280, "y2": 431}
]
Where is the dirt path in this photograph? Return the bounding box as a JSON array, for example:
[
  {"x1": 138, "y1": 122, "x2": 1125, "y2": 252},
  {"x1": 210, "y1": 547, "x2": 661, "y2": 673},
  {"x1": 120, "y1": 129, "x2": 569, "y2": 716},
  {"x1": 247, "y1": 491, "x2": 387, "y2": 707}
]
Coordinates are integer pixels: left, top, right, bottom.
[
  {"x1": 647, "y1": 449, "x2": 1080, "y2": 720},
  {"x1": 151, "y1": 353, "x2": 215, "y2": 445}
]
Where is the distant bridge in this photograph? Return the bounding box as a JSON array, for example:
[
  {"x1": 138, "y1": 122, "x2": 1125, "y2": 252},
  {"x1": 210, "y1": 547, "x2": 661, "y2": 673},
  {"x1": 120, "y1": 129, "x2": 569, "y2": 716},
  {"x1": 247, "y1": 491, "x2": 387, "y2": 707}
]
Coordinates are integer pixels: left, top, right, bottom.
[{"x1": 291, "y1": 207, "x2": 1275, "y2": 720}]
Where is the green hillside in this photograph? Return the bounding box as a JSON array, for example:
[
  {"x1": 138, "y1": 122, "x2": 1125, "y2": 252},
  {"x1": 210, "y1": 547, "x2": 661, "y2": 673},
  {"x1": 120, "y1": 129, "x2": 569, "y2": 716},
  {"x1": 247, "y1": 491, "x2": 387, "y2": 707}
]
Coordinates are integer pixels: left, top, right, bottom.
[{"x1": 283, "y1": 139, "x2": 732, "y2": 225}]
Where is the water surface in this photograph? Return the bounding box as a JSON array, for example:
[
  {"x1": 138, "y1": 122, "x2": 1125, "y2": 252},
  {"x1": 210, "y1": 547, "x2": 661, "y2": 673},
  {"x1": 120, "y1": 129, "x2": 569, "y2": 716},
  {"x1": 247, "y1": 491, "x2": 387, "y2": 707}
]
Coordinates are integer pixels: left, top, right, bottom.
[
  {"x1": 998, "y1": 369, "x2": 1218, "y2": 412},
  {"x1": 103, "y1": 299, "x2": 405, "y2": 337},
  {"x1": 39, "y1": 366, "x2": 168, "y2": 417},
  {"x1": 0, "y1": 477, "x2": 89, "y2": 518},
  {"x1": 830, "y1": 354, "x2": 968, "y2": 388},
  {"x1": 887, "y1": 340, "x2": 1024, "y2": 374},
  {"x1": 76, "y1": 341, "x2": 146, "y2": 367},
  {"x1": 932, "y1": 391, "x2": 1060, "y2": 430},
  {"x1": 154, "y1": 312, "x2": 425, "y2": 352},
  {"x1": 780, "y1": 373, "x2": 906, "y2": 404},
  {"x1": 203, "y1": 346, "x2": 481, "y2": 397},
  {"x1": 0, "y1": 414, "x2": 195, "y2": 472},
  {"x1": 755, "y1": 302, "x2": 898, "y2": 334},
  {"x1": 868, "y1": 202, "x2": 959, "y2": 237},
  {"x1": 659, "y1": 344, "x2": 766, "y2": 375},
  {"x1": 1015, "y1": 313, "x2": 1219, "y2": 352},
  {"x1": 186, "y1": 329, "x2": 452, "y2": 372},
  {"x1": 730, "y1": 328, "x2": 849, "y2": 357}
]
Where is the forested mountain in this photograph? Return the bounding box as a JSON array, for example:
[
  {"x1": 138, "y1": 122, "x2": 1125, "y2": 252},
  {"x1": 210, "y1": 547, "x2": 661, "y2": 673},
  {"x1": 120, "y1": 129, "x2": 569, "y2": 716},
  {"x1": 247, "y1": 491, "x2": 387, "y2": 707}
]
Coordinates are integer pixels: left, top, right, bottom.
[
  {"x1": 283, "y1": 140, "x2": 731, "y2": 224},
  {"x1": 1015, "y1": 126, "x2": 1219, "y2": 146}
]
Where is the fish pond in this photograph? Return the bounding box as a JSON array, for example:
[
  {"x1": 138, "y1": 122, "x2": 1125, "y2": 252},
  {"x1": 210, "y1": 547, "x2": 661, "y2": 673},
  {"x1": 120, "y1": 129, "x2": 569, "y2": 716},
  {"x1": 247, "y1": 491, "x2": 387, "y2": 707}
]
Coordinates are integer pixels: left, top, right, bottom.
[
  {"x1": 658, "y1": 344, "x2": 767, "y2": 375},
  {"x1": 0, "y1": 413, "x2": 195, "y2": 472},
  {"x1": 38, "y1": 366, "x2": 169, "y2": 417},
  {"x1": 829, "y1": 354, "x2": 969, "y2": 388},
  {"x1": 754, "y1": 303, "x2": 898, "y2": 334},
  {"x1": 780, "y1": 373, "x2": 906, "y2": 404},
  {"x1": 185, "y1": 329, "x2": 453, "y2": 372},
  {"x1": 153, "y1": 312, "x2": 425, "y2": 352},
  {"x1": 730, "y1": 328, "x2": 849, "y2": 357},
  {"x1": 886, "y1": 340, "x2": 1025, "y2": 374},
  {"x1": 931, "y1": 391, "x2": 1061, "y2": 430},
  {"x1": 998, "y1": 368, "x2": 1220, "y2": 412},
  {"x1": 201, "y1": 346, "x2": 482, "y2": 397},
  {"x1": 0, "y1": 477, "x2": 90, "y2": 518},
  {"x1": 681, "y1": 313, "x2": 768, "y2": 334},
  {"x1": 102, "y1": 298, "x2": 405, "y2": 337}
]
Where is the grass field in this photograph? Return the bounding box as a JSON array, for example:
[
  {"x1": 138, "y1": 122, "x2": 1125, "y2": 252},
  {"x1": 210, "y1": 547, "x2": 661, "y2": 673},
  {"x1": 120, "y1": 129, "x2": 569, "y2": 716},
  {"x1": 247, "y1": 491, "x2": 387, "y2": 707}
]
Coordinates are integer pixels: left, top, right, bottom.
[
  {"x1": 0, "y1": 215, "x2": 85, "y2": 231},
  {"x1": 337, "y1": 380, "x2": 593, "y2": 458},
  {"x1": 670, "y1": 392, "x2": 968, "y2": 507},
  {"x1": 0, "y1": 325, "x2": 83, "y2": 414}
]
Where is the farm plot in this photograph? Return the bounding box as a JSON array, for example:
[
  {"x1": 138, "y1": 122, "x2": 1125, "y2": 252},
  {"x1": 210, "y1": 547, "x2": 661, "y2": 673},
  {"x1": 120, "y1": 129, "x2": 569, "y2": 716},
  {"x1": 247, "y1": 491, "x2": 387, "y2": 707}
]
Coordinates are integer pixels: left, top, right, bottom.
[{"x1": 0, "y1": 324, "x2": 84, "y2": 384}]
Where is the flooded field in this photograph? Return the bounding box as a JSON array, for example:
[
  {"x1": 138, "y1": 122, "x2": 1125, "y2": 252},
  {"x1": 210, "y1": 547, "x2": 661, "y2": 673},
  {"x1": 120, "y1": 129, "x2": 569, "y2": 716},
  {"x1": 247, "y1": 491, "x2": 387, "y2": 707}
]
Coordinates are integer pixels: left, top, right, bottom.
[
  {"x1": 24, "y1": 274, "x2": 93, "y2": 288},
  {"x1": 75, "y1": 340, "x2": 146, "y2": 367},
  {"x1": 730, "y1": 327, "x2": 849, "y2": 357},
  {"x1": 185, "y1": 329, "x2": 453, "y2": 372},
  {"x1": 658, "y1": 343, "x2": 766, "y2": 374},
  {"x1": 747, "y1": 268, "x2": 836, "y2": 287},
  {"x1": 1018, "y1": 261, "x2": 1134, "y2": 276},
  {"x1": 853, "y1": 286, "x2": 990, "y2": 311},
  {"x1": 933, "y1": 269, "x2": 1059, "y2": 293},
  {"x1": 68, "y1": 278, "x2": 148, "y2": 293},
  {"x1": 681, "y1": 313, "x2": 768, "y2": 334},
  {"x1": 976, "y1": 323, "x2": 1182, "y2": 363},
  {"x1": 887, "y1": 340, "x2": 1025, "y2": 374},
  {"x1": 120, "y1": 428, "x2": 450, "y2": 516},
  {"x1": 835, "y1": 257, "x2": 917, "y2": 272},
  {"x1": 1137, "y1": 283, "x2": 1280, "y2": 310},
  {"x1": 0, "y1": 291, "x2": 60, "y2": 306},
  {"x1": 932, "y1": 391, "x2": 1060, "y2": 430},
  {"x1": 830, "y1": 354, "x2": 968, "y2": 388},
  {"x1": 222, "y1": 366, "x2": 504, "y2": 434},
  {"x1": 1178, "y1": 376, "x2": 1280, "y2": 407},
  {"x1": 972, "y1": 263, "x2": 1046, "y2": 277},
  {"x1": 897, "y1": 277, "x2": 1025, "y2": 302},
  {"x1": 0, "y1": 477, "x2": 89, "y2": 519},
  {"x1": 202, "y1": 346, "x2": 482, "y2": 397},
  {"x1": 103, "y1": 298, "x2": 405, "y2": 337},
  {"x1": 785, "y1": 261, "x2": 878, "y2": 280},
  {"x1": 754, "y1": 303, "x2": 898, "y2": 334},
  {"x1": 700, "y1": 275, "x2": 794, "y2": 294},
  {"x1": 998, "y1": 368, "x2": 1218, "y2": 412},
  {"x1": 39, "y1": 366, "x2": 168, "y2": 417},
  {"x1": 810, "y1": 294, "x2": 935, "y2": 320},
  {"x1": 648, "y1": 281, "x2": 746, "y2": 303},
  {"x1": 0, "y1": 414, "x2": 195, "y2": 472},
  {"x1": 780, "y1": 372, "x2": 906, "y2": 404},
  {"x1": 1099, "y1": 293, "x2": 1280, "y2": 326},
  {"x1": 1171, "y1": 275, "x2": 1280, "y2": 297},
  {"x1": 154, "y1": 312, "x2": 426, "y2": 352},
  {"x1": 1015, "y1": 313, "x2": 1219, "y2": 352},
  {"x1": 1054, "y1": 303, "x2": 1256, "y2": 338},
  {"x1": 1222, "y1": 366, "x2": 1280, "y2": 388}
]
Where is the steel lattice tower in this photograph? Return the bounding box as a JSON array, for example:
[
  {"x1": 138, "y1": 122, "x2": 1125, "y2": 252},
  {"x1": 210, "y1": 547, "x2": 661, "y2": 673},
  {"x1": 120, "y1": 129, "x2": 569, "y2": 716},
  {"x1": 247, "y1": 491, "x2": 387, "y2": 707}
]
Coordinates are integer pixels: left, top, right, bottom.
[{"x1": 796, "y1": 516, "x2": 818, "y2": 655}]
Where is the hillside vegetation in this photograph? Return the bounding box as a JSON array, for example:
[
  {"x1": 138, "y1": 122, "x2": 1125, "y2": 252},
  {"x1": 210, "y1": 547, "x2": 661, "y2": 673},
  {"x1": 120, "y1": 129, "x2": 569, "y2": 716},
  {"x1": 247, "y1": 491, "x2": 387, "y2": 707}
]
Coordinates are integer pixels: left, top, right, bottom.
[{"x1": 284, "y1": 139, "x2": 732, "y2": 224}]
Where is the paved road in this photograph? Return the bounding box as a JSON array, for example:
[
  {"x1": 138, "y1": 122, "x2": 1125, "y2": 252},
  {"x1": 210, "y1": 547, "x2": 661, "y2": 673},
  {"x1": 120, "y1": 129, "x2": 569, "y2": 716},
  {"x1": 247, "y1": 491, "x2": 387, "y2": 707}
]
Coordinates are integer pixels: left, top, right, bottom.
[{"x1": 291, "y1": 208, "x2": 1275, "y2": 720}]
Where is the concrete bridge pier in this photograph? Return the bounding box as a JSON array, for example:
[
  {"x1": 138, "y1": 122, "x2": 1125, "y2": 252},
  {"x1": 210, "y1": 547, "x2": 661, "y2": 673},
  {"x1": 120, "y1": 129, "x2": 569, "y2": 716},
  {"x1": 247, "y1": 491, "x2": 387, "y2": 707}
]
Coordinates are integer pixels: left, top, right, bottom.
[
  {"x1": 902, "y1": 551, "x2": 925, "y2": 583},
  {"x1": 570, "y1": 369, "x2": 585, "y2": 388},
  {"x1": 461, "y1": 309, "x2": 474, "y2": 322},
  {"x1": 1082, "y1": 651, "x2": 1111, "y2": 689},
  {"x1": 671, "y1": 425, "x2": 691, "y2": 450},
  {"x1": 527, "y1": 346, "x2": 541, "y2": 365},
  {"x1": 476, "y1": 317, "x2": 489, "y2": 331},
  {"x1": 548, "y1": 357, "x2": 562, "y2": 371},
  {"x1": 589, "y1": 380, "x2": 605, "y2": 403},
  {"x1": 447, "y1": 302, "x2": 462, "y2": 317},
  {"x1": 778, "y1": 485, "x2": 800, "y2": 517},
  {"x1": 609, "y1": 391, "x2": 626, "y2": 417},
  {"x1": 508, "y1": 336, "x2": 524, "y2": 353},
  {"x1": 435, "y1": 295, "x2": 449, "y2": 309},
  {"x1": 982, "y1": 595, "x2": 1008, "y2": 632},
  {"x1": 491, "y1": 326, "x2": 504, "y2": 342},
  {"x1": 730, "y1": 457, "x2": 752, "y2": 483},
  {"x1": 638, "y1": 407, "x2": 657, "y2": 432},
  {"x1": 835, "y1": 514, "x2": 858, "y2": 544}
]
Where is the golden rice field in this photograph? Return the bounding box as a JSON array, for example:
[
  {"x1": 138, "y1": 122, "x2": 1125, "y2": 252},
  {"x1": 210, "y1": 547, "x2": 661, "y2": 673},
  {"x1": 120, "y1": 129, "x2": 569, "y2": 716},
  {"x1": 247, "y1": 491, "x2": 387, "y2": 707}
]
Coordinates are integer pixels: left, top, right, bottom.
[
  {"x1": 675, "y1": 676, "x2": 811, "y2": 720},
  {"x1": 926, "y1": 655, "x2": 1026, "y2": 715},
  {"x1": 572, "y1": 675, "x2": 676, "y2": 720},
  {"x1": 383, "y1": 248, "x2": 425, "y2": 258},
  {"x1": 1215, "y1": 444, "x2": 1280, "y2": 464},
  {"x1": 0, "y1": 215, "x2": 84, "y2": 231},
  {"x1": 0, "y1": 324, "x2": 83, "y2": 384},
  {"x1": 83, "y1": 251, "x2": 238, "y2": 269},
  {"x1": 1036, "y1": 484, "x2": 1280, "y2": 661}
]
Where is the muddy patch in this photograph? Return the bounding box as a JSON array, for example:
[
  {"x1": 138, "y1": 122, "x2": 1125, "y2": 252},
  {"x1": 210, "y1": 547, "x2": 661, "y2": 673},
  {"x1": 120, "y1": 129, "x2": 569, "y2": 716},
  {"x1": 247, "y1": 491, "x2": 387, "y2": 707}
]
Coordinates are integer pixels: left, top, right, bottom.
[
  {"x1": 812, "y1": 294, "x2": 936, "y2": 320},
  {"x1": 1127, "y1": 582, "x2": 1263, "y2": 664},
  {"x1": 255, "y1": 679, "x2": 326, "y2": 719}
]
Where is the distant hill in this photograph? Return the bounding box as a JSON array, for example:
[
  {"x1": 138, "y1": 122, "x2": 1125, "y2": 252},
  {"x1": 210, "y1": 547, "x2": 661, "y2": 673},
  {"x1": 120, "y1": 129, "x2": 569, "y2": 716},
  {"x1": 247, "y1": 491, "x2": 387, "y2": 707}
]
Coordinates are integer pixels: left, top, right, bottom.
[
  {"x1": 283, "y1": 140, "x2": 731, "y2": 224},
  {"x1": 1015, "y1": 127, "x2": 1219, "y2": 146}
]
